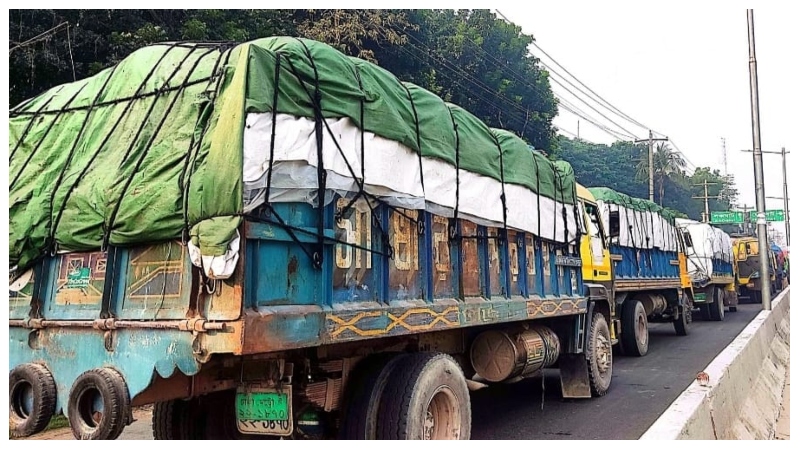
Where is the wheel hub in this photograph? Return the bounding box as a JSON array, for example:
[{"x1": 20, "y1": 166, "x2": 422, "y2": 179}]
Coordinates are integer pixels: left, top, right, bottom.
[
  {"x1": 596, "y1": 334, "x2": 611, "y2": 373},
  {"x1": 423, "y1": 387, "x2": 460, "y2": 440}
]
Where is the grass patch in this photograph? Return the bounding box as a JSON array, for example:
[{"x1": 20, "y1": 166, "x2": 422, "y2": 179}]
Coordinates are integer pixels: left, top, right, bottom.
[
  {"x1": 9, "y1": 414, "x2": 69, "y2": 439},
  {"x1": 44, "y1": 414, "x2": 69, "y2": 432}
]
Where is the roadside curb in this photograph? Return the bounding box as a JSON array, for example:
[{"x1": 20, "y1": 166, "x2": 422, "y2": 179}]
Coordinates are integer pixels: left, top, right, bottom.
[{"x1": 640, "y1": 287, "x2": 790, "y2": 440}]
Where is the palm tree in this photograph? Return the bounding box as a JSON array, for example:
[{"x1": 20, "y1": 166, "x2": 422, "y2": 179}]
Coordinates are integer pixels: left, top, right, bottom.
[{"x1": 635, "y1": 143, "x2": 687, "y2": 206}]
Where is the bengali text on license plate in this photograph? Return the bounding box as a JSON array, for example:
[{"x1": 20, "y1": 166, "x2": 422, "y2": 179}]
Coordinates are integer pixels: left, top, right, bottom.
[{"x1": 235, "y1": 389, "x2": 293, "y2": 436}]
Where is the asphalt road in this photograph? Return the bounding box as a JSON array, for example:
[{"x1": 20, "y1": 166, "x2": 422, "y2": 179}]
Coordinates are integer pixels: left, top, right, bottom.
[
  {"x1": 36, "y1": 302, "x2": 763, "y2": 440},
  {"x1": 470, "y1": 302, "x2": 764, "y2": 440}
]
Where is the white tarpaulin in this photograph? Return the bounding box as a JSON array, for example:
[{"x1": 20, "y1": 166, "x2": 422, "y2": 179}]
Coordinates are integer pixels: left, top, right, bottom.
[
  {"x1": 596, "y1": 200, "x2": 679, "y2": 252},
  {"x1": 242, "y1": 112, "x2": 580, "y2": 244},
  {"x1": 676, "y1": 218, "x2": 734, "y2": 282}
]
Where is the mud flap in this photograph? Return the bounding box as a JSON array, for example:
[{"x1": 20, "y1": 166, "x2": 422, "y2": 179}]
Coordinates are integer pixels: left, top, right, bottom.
[{"x1": 559, "y1": 354, "x2": 591, "y2": 398}]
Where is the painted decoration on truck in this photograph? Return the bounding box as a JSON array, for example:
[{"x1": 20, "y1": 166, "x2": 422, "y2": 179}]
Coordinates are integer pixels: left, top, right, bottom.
[
  {"x1": 54, "y1": 251, "x2": 107, "y2": 305},
  {"x1": 126, "y1": 243, "x2": 184, "y2": 301},
  {"x1": 327, "y1": 305, "x2": 460, "y2": 339},
  {"x1": 325, "y1": 297, "x2": 587, "y2": 341}
]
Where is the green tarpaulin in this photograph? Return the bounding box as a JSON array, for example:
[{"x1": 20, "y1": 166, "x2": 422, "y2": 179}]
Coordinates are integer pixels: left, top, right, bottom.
[
  {"x1": 10, "y1": 37, "x2": 577, "y2": 273},
  {"x1": 588, "y1": 187, "x2": 677, "y2": 223}
]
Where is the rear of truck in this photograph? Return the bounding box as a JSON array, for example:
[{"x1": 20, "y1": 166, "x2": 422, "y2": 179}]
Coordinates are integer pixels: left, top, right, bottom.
[
  {"x1": 9, "y1": 38, "x2": 613, "y2": 440},
  {"x1": 676, "y1": 218, "x2": 737, "y2": 319}
]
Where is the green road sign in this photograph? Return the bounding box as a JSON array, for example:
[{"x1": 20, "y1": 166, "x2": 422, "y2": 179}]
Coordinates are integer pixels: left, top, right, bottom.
[
  {"x1": 710, "y1": 211, "x2": 744, "y2": 224},
  {"x1": 749, "y1": 209, "x2": 785, "y2": 222}
]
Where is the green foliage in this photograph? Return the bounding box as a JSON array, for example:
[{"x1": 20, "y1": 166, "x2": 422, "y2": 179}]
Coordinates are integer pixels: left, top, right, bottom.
[
  {"x1": 9, "y1": 9, "x2": 558, "y2": 152},
  {"x1": 557, "y1": 136, "x2": 737, "y2": 221}
]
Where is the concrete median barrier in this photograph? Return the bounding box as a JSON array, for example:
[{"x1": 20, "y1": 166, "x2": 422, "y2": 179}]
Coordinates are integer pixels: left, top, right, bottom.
[{"x1": 640, "y1": 287, "x2": 790, "y2": 440}]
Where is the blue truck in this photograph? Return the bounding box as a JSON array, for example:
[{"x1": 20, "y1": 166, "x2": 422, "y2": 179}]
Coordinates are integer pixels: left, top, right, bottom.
[{"x1": 9, "y1": 38, "x2": 615, "y2": 440}]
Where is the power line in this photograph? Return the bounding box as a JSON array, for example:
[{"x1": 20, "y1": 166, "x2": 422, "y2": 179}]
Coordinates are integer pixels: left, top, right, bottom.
[
  {"x1": 10, "y1": 22, "x2": 69, "y2": 53},
  {"x1": 376, "y1": 27, "x2": 534, "y2": 129},
  {"x1": 498, "y1": 11, "x2": 701, "y2": 170},
  {"x1": 458, "y1": 36, "x2": 640, "y2": 140}
]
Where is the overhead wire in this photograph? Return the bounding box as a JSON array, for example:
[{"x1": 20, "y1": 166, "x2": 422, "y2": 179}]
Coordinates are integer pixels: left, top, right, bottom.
[
  {"x1": 494, "y1": 9, "x2": 699, "y2": 170},
  {"x1": 382, "y1": 24, "x2": 630, "y2": 143},
  {"x1": 457, "y1": 35, "x2": 640, "y2": 140}
]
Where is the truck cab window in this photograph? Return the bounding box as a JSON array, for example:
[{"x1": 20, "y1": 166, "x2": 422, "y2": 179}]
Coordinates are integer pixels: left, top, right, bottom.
[{"x1": 584, "y1": 203, "x2": 607, "y2": 248}]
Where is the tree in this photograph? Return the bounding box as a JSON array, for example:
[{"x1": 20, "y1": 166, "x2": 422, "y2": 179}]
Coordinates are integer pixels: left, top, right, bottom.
[
  {"x1": 635, "y1": 143, "x2": 687, "y2": 206},
  {"x1": 9, "y1": 9, "x2": 560, "y2": 151},
  {"x1": 295, "y1": 9, "x2": 412, "y2": 62}
]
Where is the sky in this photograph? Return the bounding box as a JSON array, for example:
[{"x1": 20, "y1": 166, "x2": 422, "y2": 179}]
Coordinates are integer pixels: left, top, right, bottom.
[{"x1": 497, "y1": 1, "x2": 798, "y2": 242}]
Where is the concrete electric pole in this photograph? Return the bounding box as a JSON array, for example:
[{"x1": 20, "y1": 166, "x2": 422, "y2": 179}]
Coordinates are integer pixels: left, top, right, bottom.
[
  {"x1": 635, "y1": 130, "x2": 669, "y2": 203},
  {"x1": 746, "y1": 9, "x2": 771, "y2": 310},
  {"x1": 693, "y1": 180, "x2": 719, "y2": 223}
]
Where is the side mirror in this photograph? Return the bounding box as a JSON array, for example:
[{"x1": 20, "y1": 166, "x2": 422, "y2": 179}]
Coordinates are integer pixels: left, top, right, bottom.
[{"x1": 609, "y1": 211, "x2": 621, "y2": 238}]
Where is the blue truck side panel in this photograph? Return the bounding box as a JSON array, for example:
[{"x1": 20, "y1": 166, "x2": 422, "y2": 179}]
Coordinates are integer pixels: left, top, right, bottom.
[
  {"x1": 244, "y1": 198, "x2": 584, "y2": 312},
  {"x1": 712, "y1": 258, "x2": 734, "y2": 277},
  {"x1": 610, "y1": 244, "x2": 680, "y2": 279}
]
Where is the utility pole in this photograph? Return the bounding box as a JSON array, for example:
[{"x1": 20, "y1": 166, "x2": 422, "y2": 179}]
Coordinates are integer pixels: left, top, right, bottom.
[
  {"x1": 742, "y1": 146, "x2": 791, "y2": 246},
  {"x1": 635, "y1": 130, "x2": 669, "y2": 203},
  {"x1": 577, "y1": 120, "x2": 580, "y2": 140},
  {"x1": 780, "y1": 147, "x2": 789, "y2": 246},
  {"x1": 746, "y1": 9, "x2": 771, "y2": 310},
  {"x1": 693, "y1": 180, "x2": 718, "y2": 222}
]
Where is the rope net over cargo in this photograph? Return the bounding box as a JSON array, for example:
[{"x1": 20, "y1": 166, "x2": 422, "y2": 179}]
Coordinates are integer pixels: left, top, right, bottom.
[{"x1": 10, "y1": 37, "x2": 581, "y2": 281}]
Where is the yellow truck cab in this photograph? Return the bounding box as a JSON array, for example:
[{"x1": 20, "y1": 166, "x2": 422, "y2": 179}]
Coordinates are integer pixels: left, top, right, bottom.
[{"x1": 734, "y1": 236, "x2": 778, "y2": 303}]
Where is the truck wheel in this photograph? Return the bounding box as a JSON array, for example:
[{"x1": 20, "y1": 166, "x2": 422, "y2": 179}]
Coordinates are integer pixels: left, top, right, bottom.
[
  {"x1": 9, "y1": 363, "x2": 57, "y2": 438},
  {"x1": 339, "y1": 353, "x2": 406, "y2": 439},
  {"x1": 673, "y1": 294, "x2": 692, "y2": 336},
  {"x1": 376, "y1": 352, "x2": 470, "y2": 440},
  {"x1": 67, "y1": 368, "x2": 130, "y2": 440},
  {"x1": 709, "y1": 287, "x2": 725, "y2": 322},
  {"x1": 621, "y1": 299, "x2": 649, "y2": 357},
  {"x1": 153, "y1": 398, "x2": 200, "y2": 439},
  {"x1": 587, "y1": 312, "x2": 613, "y2": 396}
]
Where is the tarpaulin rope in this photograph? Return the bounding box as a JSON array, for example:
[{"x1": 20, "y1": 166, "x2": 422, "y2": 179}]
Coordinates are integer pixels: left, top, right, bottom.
[
  {"x1": 280, "y1": 44, "x2": 393, "y2": 264},
  {"x1": 103, "y1": 46, "x2": 220, "y2": 250},
  {"x1": 10, "y1": 84, "x2": 88, "y2": 190},
  {"x1": 264, "y1": 51, "x2": 283, "y2": 208},
  {"x1": 9, "y1": 89, "x2": 61, "y2": 161},
  {"x1": 489, "y1": 132, "x2": 509, "y2": 244},
  {"x1": 180, "y1": 45, "x2": 234, "y2": 243},
  {"x1": 47, "y1": 63, "x2": 120, "y2": 253},
  {"x1": 399, "y1": 81, "x2": 426, "y2": 195},
  {"x1": 446, "y1": 107, "x2": 460, "y2": 241}
]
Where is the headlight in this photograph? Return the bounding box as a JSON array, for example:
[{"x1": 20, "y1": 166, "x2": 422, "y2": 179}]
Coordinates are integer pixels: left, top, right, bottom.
[{"x1": 751, "y1": 271, "x2": 760, "y2": 278}]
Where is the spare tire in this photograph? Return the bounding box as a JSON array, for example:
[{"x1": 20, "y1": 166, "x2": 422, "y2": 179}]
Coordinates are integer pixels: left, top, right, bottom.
[
  {"x1": 67, "y1": 368, "x2": 130, "y2": 440},
  {"x1": 9, "y1": 363, "x2": 57, "y2": 438}
]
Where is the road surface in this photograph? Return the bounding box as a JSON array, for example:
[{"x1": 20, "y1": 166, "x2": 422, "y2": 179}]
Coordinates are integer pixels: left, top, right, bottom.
[{"x1": 470, "y1": 303, "x2": 764, "y2": 439}]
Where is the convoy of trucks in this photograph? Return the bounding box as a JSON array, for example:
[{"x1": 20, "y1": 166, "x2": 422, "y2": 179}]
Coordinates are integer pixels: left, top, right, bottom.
[{"x1": 7, "y1": 37, "x2": 788, "y2": 440}]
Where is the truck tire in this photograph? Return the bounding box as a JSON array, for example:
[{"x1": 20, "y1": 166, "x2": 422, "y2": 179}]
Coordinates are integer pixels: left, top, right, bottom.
[
  {"x1": 339, "y1": 353, "x2": 407, "y2": 439},
  {"x1": 67, "y1": 368, "x2": 130, "y2": 440},
  {"x1": 586, "y1": 312, "x2": 613, "y2": 396},
  {"x1": 621, "y1": 299, "x2": 649, "y2": 357},
  {"x1": 9, "y1": 363, "x2": 57, "y2": 438},
  {"x1": 376, "y1": 352, "x2": 470, "y2": 440},
  {"x1": 709, "y1": 287, "x2": 725, "y2": 322},
  {"x1": 673, "y1": 294, "x2": 692, "y2": 336},
  {"x1": 153, "y1": 399, "x2": 200, "y2": 439}
]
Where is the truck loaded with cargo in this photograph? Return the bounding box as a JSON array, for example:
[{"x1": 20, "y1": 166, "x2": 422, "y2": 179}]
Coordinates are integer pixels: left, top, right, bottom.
[
  {"x1": 676, "y1": 218, "x2": 737, "y2": 320},
  {"x1": 9, "y1": 38, "x2": 616, "y2": 440},
  {"x1": 585, "y1": 187, "x2": 692, "y2": 357}
]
